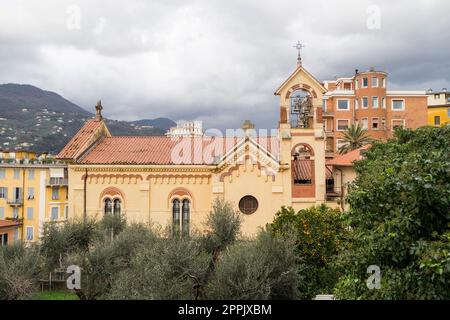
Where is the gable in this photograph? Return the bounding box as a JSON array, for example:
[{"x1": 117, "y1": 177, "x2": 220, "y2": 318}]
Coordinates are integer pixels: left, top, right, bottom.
[
  {"x1": 275, "y1": 66, "x2": 327, "y2": 100},
  {"x1": 216, "y1": 136, "x2": 280, "y2": 180}
]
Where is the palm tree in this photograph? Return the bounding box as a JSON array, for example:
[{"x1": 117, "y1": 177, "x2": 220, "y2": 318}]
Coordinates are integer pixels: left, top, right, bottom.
[{"x1": 338, "y1": 123, "x2": 371, "y2": 154}]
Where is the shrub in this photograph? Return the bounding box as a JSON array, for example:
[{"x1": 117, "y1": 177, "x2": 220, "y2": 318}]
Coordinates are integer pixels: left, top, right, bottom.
[
  {"x1": 67, "y1": 223, "x2": 158, "y2": 300},
  {"x1": 205, "y1": 229, "x2": 299, "y2": 300},
  {"x1": 108, "y1": 235, "x2": 210, "y2": 300},
  {"x1": 0, "y1": 244, "x2": 40, "y2": 300}
]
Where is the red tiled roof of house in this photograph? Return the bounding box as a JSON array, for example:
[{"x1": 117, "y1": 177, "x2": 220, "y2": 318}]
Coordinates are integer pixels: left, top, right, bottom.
[
  {"x1": 293, "y1": 160, "x2": 333, "y2": 180},
  {"x1": 326, "y1": 145, "x2": 370, "y2": 167},
  {"x1": 77, "y1": 136, "x2": 279, "y2": 165},
  {"x1": 57, "y1": 119, "x2": 107, "y2": 160},
  {"x1": 0, "y1": 220, "x2": 21, "y2": 229}
]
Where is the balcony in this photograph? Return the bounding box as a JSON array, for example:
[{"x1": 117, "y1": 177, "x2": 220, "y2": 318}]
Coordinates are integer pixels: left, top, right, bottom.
[
  {"x1": 46, "y1": 177, "x2": 68, "y2": 187},
  {"x1": 7, "y1": 198, "x2": 23, "y2": 207},
  {"x1": 322, "y1": 111, "x2": 334, "y2": 118}
]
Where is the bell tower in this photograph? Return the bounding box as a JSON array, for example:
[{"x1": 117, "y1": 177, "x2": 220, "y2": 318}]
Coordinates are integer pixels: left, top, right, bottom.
[{"x1": 274, "y1": 46, "x2": 328, "y2": 206}]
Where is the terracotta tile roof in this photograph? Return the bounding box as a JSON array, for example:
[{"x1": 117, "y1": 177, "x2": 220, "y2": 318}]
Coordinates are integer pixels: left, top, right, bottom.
[
  {"x1": 77, "y1": 136, "x2": 279, "y2": 165},
  {"x1": 57, "y1": 119, "x2": 106, "y2": 160},
  {"x1": 326, "y1": 145, "x2": 370, "y2": 167},
  {"x1": 293, "y1": 160, "x2": 333, "y2": 180},
  {"x1": 0, "y1": 220, "x2": 21, "y2": 229}
]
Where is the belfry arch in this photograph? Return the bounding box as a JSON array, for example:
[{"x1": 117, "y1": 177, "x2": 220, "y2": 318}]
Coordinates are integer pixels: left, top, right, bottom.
[{"x1": 291, "y1": 143, "x2": 316, "y2": 198}]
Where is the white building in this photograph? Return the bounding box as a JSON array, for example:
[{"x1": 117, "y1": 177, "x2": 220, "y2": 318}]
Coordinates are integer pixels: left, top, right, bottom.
[{"x1": 166, "y1": 120, "x2": 204, "y2": 138}]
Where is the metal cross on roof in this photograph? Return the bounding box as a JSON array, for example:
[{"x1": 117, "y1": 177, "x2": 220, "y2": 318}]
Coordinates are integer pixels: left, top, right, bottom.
[{"x1": 293, "y1": 41, "x2": 305, "y2": 67}]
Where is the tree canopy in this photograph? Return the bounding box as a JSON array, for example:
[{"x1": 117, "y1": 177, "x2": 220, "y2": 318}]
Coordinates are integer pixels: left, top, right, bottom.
[{"x1": 334, "y1": 126, "x2": 450, "y2": 299}]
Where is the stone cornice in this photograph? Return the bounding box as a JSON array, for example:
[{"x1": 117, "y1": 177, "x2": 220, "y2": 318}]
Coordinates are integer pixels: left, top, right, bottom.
[{"x1": 72, "y1": 165, "x2": 214, "y2": 173}]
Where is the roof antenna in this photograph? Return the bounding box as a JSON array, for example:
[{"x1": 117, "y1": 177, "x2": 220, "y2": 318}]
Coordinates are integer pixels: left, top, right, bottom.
[
  {"x1": 293, "y1": 41, "x2": 305, "y2": 67},
  {"x1": 95, "y1": 100, "x2": 103, "y2": 121}
]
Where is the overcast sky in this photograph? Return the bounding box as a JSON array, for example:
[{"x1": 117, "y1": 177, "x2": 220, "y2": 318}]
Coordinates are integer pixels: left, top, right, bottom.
[{"x1": 0, "y1": 0, "x2": 449, "y2": 130}]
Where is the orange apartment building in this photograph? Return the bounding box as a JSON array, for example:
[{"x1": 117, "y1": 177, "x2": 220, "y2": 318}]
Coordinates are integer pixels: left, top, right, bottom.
[{"x1": 321, "y1": 68, "x2": 428, "y2": 155}]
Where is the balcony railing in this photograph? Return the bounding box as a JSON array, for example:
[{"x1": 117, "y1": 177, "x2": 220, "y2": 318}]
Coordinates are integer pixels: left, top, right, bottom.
[
  {"x1": 0, "y1": 159, "x2": 66, "y2": 165},
  {"x1": 47, "y1": 178, "x2": 68, "y2": 186},
  {"x1": 7, "y1": 198, "x2": 23, "y2": 206}
]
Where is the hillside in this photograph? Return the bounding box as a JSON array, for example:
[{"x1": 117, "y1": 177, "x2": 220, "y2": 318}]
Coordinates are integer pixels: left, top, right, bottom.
[{"x1": 0, "y1": 84, "x2": 176, "y2": 154}]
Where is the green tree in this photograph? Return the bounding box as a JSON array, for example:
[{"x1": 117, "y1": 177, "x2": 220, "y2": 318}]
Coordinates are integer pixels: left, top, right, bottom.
[
  {"x1": 40, "y1": 218, "x2": 97, "y2": 272},
  {"x1": 205, "y1": 229, "x2": 299, "y2": 300},
  {"x1": 338, "y1": 123, "x2": 371, "y2": 154},
  {"x1": 334, "y1": 126, "x2": 450, "y2": 299},
  {"x1": 108, "y1": 233, "x2": 210, "y2": 300},
  {"x1": 270, "y1": 205, "x2": 347, "y2": 299},
  {"x1": 67, "y1": 223, "x2": 157, "y2": 300}
]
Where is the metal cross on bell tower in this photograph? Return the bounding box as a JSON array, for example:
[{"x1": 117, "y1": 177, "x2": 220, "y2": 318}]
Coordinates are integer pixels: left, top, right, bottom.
[{"x1": 293, "y1": 41, "x2": 305, "y2": 67}]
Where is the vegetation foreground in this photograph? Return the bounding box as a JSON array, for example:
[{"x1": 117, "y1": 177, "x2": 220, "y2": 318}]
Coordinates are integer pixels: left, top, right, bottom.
[{"x1": 0, "y1": 126, "x2": 449, "y2": 300}]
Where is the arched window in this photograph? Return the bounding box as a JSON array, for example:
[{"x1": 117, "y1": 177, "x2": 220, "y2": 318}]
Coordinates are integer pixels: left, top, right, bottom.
[
  {"x1": 172, "y1": 198, "x2": 190, "y2": 237},
  {"x1": 113, "y1": 199, "x2": 121, "y2": 216},
  {"x1": 290, "y1": 90, "x2": 312, "y2": 128},
  {"x1": 182, "y1": 199, "x2": 190, "y2": 237},
  {"x1": 104, "y1": 198, "x2": 112, "y2": 215},
  {"x1": 172, "y1": 199, "x2": 181, "y2": 236}
]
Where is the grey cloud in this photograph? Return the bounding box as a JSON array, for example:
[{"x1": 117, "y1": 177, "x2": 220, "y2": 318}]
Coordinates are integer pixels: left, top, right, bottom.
[{"x1": 0, "y1": 0, "x2": 449, "y2": 130}]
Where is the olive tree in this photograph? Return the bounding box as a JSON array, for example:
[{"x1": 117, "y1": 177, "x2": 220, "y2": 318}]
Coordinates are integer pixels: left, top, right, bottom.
[{"x1": 0, "y1": 244, "x2": 40, "y2": 300}]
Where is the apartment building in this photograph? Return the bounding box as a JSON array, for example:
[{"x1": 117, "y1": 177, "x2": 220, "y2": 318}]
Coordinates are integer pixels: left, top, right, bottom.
[
  {"x1": 322, "y1": 68, "x2": 428, "y2": 155},
  {"x1": 0, "y1": 150, "x2": 68, "y2": 245},
  {"x1": 427, "y1": 88, "x2": 450, "y2": 126}
]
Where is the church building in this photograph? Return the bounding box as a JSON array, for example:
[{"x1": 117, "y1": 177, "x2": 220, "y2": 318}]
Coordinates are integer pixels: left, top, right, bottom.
[{"x1": 57, "y1": 60, "x2": 333, "y2": 236}]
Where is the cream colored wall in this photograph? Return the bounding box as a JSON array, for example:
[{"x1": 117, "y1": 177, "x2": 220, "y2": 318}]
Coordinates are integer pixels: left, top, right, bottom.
[
  {"x1": 148, "y1": 176, "x2": 213, "y2": 232},
  {"x1": 68, "y1": 166, "x2": 215, "y2": 233},
  {"x1": 68, "y1": 152, "x2": 291, "y2": 237},
  {"x1": 217, "y1": 157, "x2": 287, "y2": 236},
  {"x1": 428, "y1": 93, "x2": 450, "y2": 106},
  {"x1": 332, "y1": 166, "x2": 357, "y2": 210}
]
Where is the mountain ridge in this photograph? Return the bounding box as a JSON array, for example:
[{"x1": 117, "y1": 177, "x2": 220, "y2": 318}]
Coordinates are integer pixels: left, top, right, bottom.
[{"x1": 0, "y1": 83, "x2": 176, "y2": 154}]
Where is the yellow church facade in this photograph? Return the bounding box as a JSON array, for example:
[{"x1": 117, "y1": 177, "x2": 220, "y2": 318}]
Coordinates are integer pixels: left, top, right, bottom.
[{"x1": 57, "y1": 65, "x2": 337, "y2": 236}]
